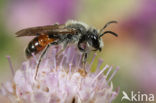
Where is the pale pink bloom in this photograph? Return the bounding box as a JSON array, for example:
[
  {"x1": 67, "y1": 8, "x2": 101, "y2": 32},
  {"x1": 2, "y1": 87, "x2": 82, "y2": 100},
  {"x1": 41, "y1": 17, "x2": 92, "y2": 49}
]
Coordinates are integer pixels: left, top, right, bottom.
[{"x1": 1, "y1": 46, "x2": 119, "y2": 103}]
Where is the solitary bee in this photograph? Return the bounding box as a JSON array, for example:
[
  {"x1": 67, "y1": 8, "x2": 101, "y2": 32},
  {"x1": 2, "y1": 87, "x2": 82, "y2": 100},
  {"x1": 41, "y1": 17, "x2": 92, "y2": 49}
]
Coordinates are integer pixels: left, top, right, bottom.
[{"x1": 16, "y1": 20, "x2": 118, "y2": 79}]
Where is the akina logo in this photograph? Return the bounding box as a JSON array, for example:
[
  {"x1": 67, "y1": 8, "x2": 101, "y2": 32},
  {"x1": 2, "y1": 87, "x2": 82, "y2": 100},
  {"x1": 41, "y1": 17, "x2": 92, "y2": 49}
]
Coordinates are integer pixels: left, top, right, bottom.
[{"x1": 121, "y1": 91, "x2": 155, "y2": 102}]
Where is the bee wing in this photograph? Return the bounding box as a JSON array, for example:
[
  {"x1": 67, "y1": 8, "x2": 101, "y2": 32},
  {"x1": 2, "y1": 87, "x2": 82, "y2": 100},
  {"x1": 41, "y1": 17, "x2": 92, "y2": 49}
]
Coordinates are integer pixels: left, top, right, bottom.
[
  {"x1": 43, "y1": 28, "x2": 77, "y2": 35},
  {"x1": 16, "y1": 24, "x2": 76, "y2": 37}
]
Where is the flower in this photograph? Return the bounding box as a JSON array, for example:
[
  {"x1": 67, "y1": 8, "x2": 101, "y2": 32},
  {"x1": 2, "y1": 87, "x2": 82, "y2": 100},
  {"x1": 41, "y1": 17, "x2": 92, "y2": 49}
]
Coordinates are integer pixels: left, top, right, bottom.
[{"x1": 0, "y1": 45, "x2": 119, "y2": 103}]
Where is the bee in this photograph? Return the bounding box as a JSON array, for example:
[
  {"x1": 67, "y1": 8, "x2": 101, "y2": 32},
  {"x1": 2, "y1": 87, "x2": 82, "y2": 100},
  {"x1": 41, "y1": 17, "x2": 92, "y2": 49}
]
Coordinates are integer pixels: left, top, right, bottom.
[{"x1": 16, "y1": 20, "x2": 118, "y2": 79}]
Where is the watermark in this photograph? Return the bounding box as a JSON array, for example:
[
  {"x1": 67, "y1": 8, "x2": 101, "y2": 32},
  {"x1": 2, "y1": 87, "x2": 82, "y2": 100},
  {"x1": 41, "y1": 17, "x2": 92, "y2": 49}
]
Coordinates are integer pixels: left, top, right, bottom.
[{"x1": 121, "y1": 91, "x2": 155, "y2": 102}]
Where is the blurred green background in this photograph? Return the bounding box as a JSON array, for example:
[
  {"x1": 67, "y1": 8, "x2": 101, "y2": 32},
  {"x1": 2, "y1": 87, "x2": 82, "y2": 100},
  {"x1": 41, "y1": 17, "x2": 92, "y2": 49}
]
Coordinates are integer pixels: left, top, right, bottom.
[{"x1": 0, "y1": 0, "x2": 156, "y2": 103}]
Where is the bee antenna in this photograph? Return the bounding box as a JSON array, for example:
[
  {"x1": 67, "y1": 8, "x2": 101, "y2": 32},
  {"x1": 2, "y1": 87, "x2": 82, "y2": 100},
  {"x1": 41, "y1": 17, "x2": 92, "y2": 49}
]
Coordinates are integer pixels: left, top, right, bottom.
[
  {"x1": 99, "y1": 21, "x2": 118, "y2": 34},
  {"x1": 99, "y1": 31, "x2": 118, "y2": 38}
]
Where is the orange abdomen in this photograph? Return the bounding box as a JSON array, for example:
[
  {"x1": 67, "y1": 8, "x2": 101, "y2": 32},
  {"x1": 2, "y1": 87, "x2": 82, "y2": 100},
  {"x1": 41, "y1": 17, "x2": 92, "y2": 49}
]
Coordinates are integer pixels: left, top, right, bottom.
[{"x1": 25, "y1": 35, "x2": 56, "y2": 58}]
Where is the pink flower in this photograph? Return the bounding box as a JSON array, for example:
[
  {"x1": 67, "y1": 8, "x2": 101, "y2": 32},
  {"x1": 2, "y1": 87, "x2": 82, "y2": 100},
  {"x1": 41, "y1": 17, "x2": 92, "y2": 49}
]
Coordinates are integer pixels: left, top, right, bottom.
[{"x1": 0, "y1": 45, "x2": 119, "y2": 103}]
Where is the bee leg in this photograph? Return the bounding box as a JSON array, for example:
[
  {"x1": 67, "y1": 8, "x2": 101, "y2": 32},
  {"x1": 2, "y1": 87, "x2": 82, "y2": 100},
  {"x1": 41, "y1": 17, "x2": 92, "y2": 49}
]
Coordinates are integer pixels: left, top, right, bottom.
[
  {"x1": 82, "y1": 53, "x2": 88, "y2": 69},
  {"x1": 34, "y1": 41, "x2": 62, "y2": 80},
  {"x1": 34, "y1": 44, "x2": 50, "y2": 80}
]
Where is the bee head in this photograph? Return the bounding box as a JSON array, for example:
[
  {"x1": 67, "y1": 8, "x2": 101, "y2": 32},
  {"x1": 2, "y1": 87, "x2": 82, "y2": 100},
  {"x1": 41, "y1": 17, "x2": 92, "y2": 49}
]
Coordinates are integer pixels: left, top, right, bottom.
[
  {"x1": 78, "y1": 21, "x2": 118, "y2": 53},
  {"x1": 78, "y1": 28, "x2": 102, "y2": 52},
  {"x1": 87, "y1": 29, "x2": 102, "y2": 51}
]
